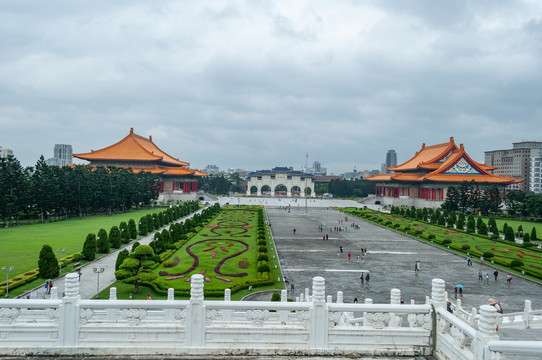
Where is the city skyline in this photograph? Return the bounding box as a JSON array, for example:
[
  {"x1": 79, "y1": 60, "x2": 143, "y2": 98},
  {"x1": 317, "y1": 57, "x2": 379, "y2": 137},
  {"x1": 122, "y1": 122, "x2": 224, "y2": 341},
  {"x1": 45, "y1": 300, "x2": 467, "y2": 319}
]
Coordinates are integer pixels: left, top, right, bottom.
[{"x1": 1, "y1": 1, "x2": 541, "y2": 174}]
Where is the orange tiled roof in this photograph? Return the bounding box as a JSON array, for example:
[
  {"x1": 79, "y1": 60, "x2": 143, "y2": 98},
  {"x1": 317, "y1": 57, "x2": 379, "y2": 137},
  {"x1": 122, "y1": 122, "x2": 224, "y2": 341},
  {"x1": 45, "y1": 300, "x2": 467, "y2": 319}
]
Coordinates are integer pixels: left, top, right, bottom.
[
  {"x1": 366, "y1": 138, "x2": 522, "y2": 185},
  {"x1": 73, "y1": 128, "x2": 190, "y2": 167},
  {"x1": 388, "y1": 137, "x2": 457, "y2": 172}
]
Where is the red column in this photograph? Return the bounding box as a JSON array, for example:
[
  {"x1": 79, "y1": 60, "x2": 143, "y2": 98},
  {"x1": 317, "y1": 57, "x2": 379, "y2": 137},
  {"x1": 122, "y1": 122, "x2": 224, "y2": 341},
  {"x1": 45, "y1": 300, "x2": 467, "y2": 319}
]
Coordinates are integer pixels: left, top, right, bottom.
[
  {"x1": 408, "y1": 187, "x2": 410, "y2": 197},
  {"x1": 503, "y1": 188, "x2": 506, "y2": 200},
  {"x1": 192, "y1": 182, "x2": 197, "y2": 192}
]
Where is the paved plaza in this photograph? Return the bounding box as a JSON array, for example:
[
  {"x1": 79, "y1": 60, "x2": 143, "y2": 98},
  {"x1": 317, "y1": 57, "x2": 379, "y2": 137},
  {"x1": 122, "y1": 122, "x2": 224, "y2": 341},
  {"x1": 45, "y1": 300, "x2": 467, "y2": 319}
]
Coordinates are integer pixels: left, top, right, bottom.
[{"x1": 218, "y1": 196, "x2": 542, "y2": 345}]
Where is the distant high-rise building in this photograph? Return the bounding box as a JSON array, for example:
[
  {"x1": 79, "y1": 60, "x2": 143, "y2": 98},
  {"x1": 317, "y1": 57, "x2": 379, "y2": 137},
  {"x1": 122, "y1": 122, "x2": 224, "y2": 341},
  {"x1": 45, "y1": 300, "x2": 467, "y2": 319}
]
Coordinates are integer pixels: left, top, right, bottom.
[
  {"x1": 385, "y1": 150, "x2": 397, "y2": 172},
  {"x1": 485, "y1": 141, "x2": 542, "y2": 191},
  {"x1": 0, "y1": 146, "x2": 14, "y2": 158},
  {"x1": 47, "y1": 144, "x2": 72, "y2": 166},
  {"x1": 313, "y1": 160, "x2": 321, "y2": 173},
  {"x1": 380, "y1": 163, "x2": 387, "y2": 174},
  {"x1": 204, "y1": 165, "x2": 220, "y2": 174},
  {"x1": 530, "y1": 148, "x2": 542, "y2": 194}
]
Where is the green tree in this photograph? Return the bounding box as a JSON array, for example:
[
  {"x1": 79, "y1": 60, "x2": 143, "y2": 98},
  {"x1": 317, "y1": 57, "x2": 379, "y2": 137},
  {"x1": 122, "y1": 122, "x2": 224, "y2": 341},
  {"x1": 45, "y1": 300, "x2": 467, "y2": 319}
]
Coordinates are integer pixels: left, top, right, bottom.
[
  {"x1": 109, "y1": 226, "x2": 122, "y2": 249},
  {"x1": 523, "y1": 233, "x2": 531, "y2": 243},
  {"x1": 115, "y1": 249, "x2": 130, "y2": 271},
  {"x1": 119, "y1": 221, "x2": 130, "y2": 244},
  {"x1": 138, "y1": 216, "x2": 148, "y2": 236},
  {"x1": 517, "y1": 225, "x2": 524, "y2": 237},
  {"x1": 82, "y1": 233, "x2": 97, "y2": 261},
  {"x1": 128, "y1": 219, "x2": 138, "y2": 239},
  {"x1": 505, "y1": 226, "x2": 515, "y2": 242},
  {"x1": 38, "y1": 244, "x2": 59, "y2": 278},
  {"x1": 479, "y1": 222, "x2": 488, "y2": 236},
  {"x1": 97, "y1": 228, "x2": 109, "y2": 253},
  {"x1": 466, "y1": 218, "x2": 476, "y2": 233},
  {"x1": 531, "y1": 227, "x2": 538, "y2": 241}
]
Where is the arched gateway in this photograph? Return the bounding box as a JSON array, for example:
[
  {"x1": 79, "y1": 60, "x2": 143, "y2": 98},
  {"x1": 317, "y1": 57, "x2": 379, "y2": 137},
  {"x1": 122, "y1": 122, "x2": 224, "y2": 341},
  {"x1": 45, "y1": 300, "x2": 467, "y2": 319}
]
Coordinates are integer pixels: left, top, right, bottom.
[{"x1": 246, "y1": 167, "x2": 315, "y2": 197}]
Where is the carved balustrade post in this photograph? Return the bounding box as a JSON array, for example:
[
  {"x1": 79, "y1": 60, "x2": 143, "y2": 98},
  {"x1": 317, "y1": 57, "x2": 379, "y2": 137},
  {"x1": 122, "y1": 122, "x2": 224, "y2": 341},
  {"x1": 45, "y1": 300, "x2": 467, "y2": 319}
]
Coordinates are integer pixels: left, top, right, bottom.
[
  {"x1": 309, "y1": 276, "x2": 328, "y2": 350},
  {"x1": 337, "y1": 291, "x2": 343, "y2": 304},
  {"x1": 474, "y1": 304, "x2": 499, "y2": 360},
  {"x1": 430, "y1": 278, "x2": 446, "y2": 309},
  {"x1": 524, "y1": 300, "x2": 532, "y2": 329},
  {"x1": 58, "y1": 273, "x2": 80, "y2": 347},
  {"x1": 223, "y1": 289, "x2": 232, "y2": 322},
  {"x1": 107, "y1": 288, "x2": 117, "y2": 321},
  {"x1": 363, "y1": 298, "x2": 373, "y2": 327},
  {"x1": 390, "y1": 288, "x2": 402, "y2": 327},
  {"x1": 279, "y1": 289, "x2": 288, "y2": 323},
  {"x1": 186, "y1": 274, "x2": 205, "y2": 349},
  {"x1": 164, "y1": 288, "x2": 175, "y2": 322}
]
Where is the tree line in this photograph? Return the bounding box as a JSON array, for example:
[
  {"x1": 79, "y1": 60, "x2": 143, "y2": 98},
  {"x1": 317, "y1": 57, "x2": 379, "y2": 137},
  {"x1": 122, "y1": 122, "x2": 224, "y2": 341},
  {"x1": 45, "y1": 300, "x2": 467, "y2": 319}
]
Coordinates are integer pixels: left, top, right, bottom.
[
  {"x1": 442, "y1": 180, "x2": 542, "y2": 218},
  {"x1": 0, "y1": 154, "x2": 160, "y2": 226}
]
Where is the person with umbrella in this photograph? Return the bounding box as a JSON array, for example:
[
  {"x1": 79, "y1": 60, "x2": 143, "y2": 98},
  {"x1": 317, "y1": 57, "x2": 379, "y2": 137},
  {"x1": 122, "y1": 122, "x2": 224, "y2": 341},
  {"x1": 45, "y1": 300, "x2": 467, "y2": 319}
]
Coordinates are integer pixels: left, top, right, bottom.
[{"x1": 456, "y1": 284, "x2": 464, "y2": 299}]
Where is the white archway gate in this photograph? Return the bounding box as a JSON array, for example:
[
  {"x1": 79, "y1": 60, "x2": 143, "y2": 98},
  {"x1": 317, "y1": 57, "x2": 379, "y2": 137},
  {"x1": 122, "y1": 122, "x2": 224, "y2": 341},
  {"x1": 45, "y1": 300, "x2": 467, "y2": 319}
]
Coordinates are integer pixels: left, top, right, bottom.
[{"x1": 246, "y1": 167, "x2": 315, "y2": 197}]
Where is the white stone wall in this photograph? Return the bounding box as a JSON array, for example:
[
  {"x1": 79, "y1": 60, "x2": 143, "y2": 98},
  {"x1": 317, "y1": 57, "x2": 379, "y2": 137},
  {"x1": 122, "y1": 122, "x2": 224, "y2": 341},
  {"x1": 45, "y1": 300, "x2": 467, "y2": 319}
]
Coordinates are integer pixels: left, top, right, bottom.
[{"x1": 0, "y1": 274, "x2": 539, "y2": 359}]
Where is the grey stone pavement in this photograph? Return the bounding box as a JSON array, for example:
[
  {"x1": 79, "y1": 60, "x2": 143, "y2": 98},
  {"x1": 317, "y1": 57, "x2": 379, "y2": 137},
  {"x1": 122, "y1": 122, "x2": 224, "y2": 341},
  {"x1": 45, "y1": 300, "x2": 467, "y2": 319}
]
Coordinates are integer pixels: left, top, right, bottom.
[{"x1": 217, "y1": 197, "x2": 542, "y2": 345}]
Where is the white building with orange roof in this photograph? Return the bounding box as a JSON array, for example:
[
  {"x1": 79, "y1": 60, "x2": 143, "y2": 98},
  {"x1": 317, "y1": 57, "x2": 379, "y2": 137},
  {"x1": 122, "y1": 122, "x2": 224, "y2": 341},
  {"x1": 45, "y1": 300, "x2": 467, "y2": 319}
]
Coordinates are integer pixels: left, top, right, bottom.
[
  {"x1": 73, "y1": 128, "x2": 207, "y2": 202},
  {"x1": 366, "y1": 137, "x2": 522, "y2": 208}
]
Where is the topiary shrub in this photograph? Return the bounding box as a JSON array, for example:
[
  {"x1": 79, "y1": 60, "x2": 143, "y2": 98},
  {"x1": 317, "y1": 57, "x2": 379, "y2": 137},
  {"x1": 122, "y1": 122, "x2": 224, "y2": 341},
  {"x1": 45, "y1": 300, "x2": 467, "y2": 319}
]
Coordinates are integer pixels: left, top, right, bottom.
[
  {"x1": 38, "y1": 244, "x2": 59, "y2": 279},
  {"x1": 428, "y1": 234, "x2": 435, "y2": 240},
  {"x1": 119, "y1": 221, "x2": 130, "y2": 244},
  {"x1": 128, "y1": 219, "x2": 138, "y2": 239},
  {"x1": 482, "y1": 251, "x2": 494, "y2": 259},
  {"x1": 510, "y1": 260, "x2": 524, "y2": 267},
  {"x1": 109, "y1": 226, "x2": 122, "y2": 249},
  {"x1": 461, "y1": 244, "x2": 471, "y2": 251},
  {"x1": 414, "y1": 230, "x2": 423, "y2": 235},
  {"x1": 82, "y1": 233, "x2": 97, "y2": 261},
  {"x1": 257, "y1": 264, "x2": 270, "y2": 274},
  {"x1": 115, "y1": 249, "x2": 129, "y2": 271},
  {"x1": 258, "y1": 240, "x2": 266, "y2": 246},
  {"x1": 442, "y1": 239, "x2": 451, "y2": 245},
  {"x1": 258, "y1": 254, "x2": 269, "y2": 262},
  {"x1": 258, "y1": 246, "x2": 268, "y2": 253},
  {"x1": 97, "y1": 228, "x2": 109, "y2": 253},
  {"x1": 271, "y1": 292, "x2": 280, "y2": 301}
]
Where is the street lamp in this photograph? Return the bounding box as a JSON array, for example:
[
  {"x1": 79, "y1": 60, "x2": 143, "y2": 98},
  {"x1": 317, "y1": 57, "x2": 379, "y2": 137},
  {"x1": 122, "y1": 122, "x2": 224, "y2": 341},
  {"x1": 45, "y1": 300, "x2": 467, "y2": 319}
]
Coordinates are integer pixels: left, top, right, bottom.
[
  {"x1": 2, "y1": 266, "x2": 15, "y2": 298},
  {"x1": 56, "y1": 248, "x2": 66, "y2": 273},
  {"x1": 93, "y1": 267, "x2": 105, "y2": 299}
]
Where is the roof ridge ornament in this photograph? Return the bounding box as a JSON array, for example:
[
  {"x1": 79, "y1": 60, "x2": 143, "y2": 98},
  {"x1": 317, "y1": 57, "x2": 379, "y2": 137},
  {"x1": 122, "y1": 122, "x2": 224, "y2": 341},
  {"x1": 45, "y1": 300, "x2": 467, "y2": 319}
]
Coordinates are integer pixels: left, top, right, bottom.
[{"x1": 130, "y1": 127, "x2": 134, "y2": 134}]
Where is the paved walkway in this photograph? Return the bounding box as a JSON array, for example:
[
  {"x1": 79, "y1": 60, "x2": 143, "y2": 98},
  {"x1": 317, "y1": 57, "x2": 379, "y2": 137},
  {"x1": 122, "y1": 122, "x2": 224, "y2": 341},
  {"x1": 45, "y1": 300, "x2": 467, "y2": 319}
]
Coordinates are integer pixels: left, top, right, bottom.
[
  {"x1": 23, "y1": 207, "x2": 206, "y2": 299},
  {"x1": 262, "y1": 204, "x2": 542, "y2": 344}
]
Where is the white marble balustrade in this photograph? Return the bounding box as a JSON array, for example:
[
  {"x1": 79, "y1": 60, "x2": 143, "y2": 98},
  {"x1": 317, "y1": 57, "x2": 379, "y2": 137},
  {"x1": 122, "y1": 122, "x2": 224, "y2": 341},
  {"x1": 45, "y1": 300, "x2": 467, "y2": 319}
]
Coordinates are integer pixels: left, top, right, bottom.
[{"x1": 0, "y1": 273, "x2": 540, "y2": 359}]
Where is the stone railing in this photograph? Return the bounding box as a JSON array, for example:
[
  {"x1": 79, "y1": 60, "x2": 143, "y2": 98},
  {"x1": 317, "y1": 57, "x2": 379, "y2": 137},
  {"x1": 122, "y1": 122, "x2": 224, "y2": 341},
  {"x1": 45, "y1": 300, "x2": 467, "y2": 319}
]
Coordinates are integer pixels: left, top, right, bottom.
[
  {"x1": 0, "y1": 274, "x2": 540, "y2": 359},
  {"x1": 451, "y1": 298, "x2": 542, "y2": 330}
]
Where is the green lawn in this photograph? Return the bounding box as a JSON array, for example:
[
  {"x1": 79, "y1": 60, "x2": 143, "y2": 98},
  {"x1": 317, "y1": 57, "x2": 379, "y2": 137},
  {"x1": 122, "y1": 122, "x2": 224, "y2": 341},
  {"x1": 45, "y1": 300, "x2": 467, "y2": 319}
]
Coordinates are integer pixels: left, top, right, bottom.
[
  {"x1": 342, "y1": 208, "x2": 542, "y2": 280},
  {"x1": 489, "y1": 218, "x2": 542, "y2": 235},
  {"x1": 0, "y1": 208, "x2": 162, "y2": 278}
]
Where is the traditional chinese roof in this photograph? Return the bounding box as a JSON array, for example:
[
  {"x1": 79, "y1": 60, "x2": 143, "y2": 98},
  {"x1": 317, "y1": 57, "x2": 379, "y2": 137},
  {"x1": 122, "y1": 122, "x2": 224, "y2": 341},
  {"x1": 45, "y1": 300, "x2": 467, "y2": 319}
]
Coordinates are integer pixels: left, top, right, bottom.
[
  {"x1": 73, "y1": 128, "x2": 189, "y2": 167},
  {"x1": 367, "y1": 139, "x2": 522, "y2": 185},
  {"x1": 73, "y1": 128, "x2": 207, "y2": 177}
]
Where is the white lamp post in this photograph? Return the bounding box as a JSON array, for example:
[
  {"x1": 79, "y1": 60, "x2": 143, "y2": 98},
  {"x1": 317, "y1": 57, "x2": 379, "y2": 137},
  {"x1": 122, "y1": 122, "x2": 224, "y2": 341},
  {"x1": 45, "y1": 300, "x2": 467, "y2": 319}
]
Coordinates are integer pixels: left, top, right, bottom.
[
  {"x1": 56, "y1": 248, "x2": 66, "y2": 273},
  {"x1": 2, "y1": 266, "x2": 15, "y2": 298},
  {"x1": 93, "y1": 267, "x2": 105, "y2": 298}
]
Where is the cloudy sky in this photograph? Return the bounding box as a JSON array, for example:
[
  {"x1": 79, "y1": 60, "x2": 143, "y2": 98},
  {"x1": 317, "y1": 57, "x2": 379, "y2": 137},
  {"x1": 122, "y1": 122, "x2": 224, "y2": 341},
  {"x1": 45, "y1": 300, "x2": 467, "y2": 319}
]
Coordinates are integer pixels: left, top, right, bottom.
[{"x1": 1, "y1": 1, "x2": 541, "y2": 175}]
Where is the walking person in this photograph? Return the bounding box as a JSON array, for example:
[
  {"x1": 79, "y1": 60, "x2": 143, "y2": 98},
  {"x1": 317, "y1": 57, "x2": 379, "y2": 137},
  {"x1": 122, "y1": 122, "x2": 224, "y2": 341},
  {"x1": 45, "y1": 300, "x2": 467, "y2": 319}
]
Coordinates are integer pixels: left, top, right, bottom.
[
  {"x1": 360, "y1": 272, "x2": 364, "y2": 285},
  {"x1": 506, "y1": 273, "x2": 512, "y2": 284},
  {"x1": 356, "y1": 255, "x2": 360, "y2": 264},
  {"x1": 365, "y1": 272, "x2": 370, "y2": 285},
  {"x1": 293, "y1": 228, "x2": 296, "y2": 235},
  {"x1": 494, "y1": 270, "x2": 499, "y2": 281},
  {"x1": 486, "y1": 274, "x2": 489, "y2": 283},
  {"x1": 478, "y1": 270, "x2": 483, "y2": 282},
  {"x1": 290, "y1": 280, "x2": 295, "y2": 291},
  {"x1": 348, "y1": 252, "x2": 351, "y2": 261}
]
